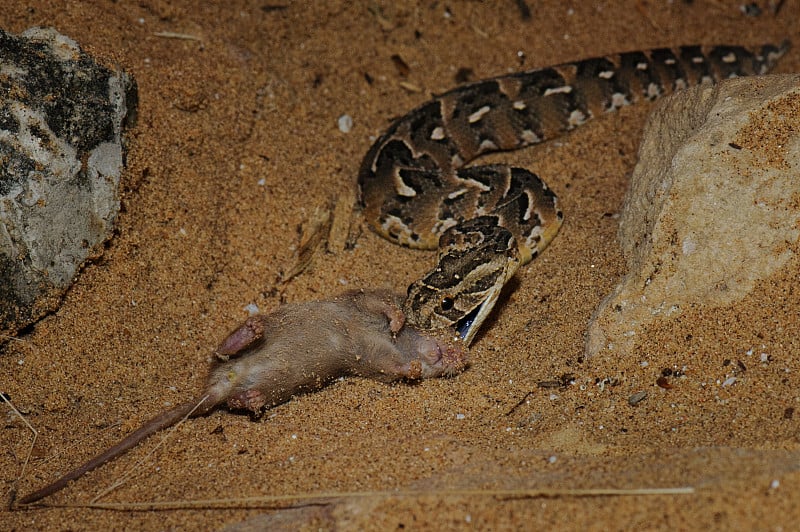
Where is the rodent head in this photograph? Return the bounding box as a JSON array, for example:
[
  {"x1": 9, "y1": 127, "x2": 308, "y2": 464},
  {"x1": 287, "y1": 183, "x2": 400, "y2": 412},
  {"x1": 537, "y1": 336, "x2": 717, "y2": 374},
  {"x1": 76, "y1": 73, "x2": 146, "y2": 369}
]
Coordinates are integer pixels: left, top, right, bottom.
[{"x1": 393, "y1": 325, "x2": 468, "y2": 379}]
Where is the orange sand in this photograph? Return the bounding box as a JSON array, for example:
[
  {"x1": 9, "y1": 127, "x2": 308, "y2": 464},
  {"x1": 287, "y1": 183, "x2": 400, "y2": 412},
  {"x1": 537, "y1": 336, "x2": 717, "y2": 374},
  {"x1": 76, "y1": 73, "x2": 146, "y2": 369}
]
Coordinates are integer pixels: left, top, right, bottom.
[{"x1": 3, "y1": 1, "x2": 799, "y2": 529}]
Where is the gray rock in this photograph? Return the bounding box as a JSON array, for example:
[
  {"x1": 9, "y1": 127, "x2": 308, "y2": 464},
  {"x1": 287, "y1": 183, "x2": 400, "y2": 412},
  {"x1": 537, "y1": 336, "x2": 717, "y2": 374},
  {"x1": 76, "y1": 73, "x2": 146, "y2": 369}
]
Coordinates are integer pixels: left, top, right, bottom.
[
  {"x1": 0, "y1": 27, "x2": 137, "y2": 338},
  {"x1": 586, "y1": 74, "x2": 800, "y2": 358}
]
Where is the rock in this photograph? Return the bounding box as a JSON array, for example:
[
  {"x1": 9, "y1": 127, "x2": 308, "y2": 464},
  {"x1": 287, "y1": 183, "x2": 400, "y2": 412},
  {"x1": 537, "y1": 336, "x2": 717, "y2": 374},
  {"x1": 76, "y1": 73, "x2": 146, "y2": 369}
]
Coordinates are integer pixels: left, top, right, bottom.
[
  {"x1": 586, "y1": 74, "x2": 800, "y2": 358},
  {"x1": 0, "y1": 27, "x2": 137, "y2": 338}
]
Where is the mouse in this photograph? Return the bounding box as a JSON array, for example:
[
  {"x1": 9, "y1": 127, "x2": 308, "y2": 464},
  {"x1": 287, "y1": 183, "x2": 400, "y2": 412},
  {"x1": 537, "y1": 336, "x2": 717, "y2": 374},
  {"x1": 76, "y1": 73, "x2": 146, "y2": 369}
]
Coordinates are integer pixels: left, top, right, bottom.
[{"x1": 18, "y1": 289, "x2": 467, "y2": 505}]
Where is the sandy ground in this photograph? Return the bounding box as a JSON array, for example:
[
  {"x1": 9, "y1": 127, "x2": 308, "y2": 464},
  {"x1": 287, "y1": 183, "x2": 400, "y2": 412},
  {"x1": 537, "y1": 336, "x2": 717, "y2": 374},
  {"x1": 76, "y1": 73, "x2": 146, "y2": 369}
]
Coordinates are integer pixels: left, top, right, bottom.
[{"x1": 2, "y1": 1, "x2": 799, "y2": 530}]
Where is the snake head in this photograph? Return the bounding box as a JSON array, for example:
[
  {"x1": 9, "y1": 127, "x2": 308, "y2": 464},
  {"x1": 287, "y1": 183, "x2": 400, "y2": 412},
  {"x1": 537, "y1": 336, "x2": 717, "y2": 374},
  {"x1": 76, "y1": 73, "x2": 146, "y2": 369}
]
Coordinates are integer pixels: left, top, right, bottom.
[{"x1": 403, "y1": 217, "x2": 520, "y2": 346}]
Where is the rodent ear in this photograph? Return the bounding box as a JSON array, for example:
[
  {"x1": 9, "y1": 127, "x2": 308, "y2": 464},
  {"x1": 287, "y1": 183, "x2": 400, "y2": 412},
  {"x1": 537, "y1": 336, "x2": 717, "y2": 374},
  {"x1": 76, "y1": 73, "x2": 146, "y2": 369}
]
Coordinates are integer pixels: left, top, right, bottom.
[{"x1": 214, "y1": 315, "x2": 268, "y2": 360}]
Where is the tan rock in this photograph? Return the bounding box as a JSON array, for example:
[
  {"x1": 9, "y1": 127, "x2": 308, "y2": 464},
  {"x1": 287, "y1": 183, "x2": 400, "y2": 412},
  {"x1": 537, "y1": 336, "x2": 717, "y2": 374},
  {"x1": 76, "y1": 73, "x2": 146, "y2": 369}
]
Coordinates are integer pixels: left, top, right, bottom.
[{"x1": 586, "y1": 74, "x2": 800, "y2": 358}]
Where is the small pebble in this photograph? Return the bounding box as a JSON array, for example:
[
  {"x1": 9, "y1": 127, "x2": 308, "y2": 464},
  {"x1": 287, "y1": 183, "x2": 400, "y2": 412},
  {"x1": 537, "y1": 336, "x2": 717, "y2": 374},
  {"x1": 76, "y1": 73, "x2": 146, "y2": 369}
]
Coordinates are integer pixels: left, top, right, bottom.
[
  {"x1": 628, "y1": 390, "x2": 648, "y2": 406},
  {"x1": 740, "y1": 2, "x2": 762, "y2": 16},
  {"x1": 337, "y1": 114, "x2": 353, "y2": 133}
]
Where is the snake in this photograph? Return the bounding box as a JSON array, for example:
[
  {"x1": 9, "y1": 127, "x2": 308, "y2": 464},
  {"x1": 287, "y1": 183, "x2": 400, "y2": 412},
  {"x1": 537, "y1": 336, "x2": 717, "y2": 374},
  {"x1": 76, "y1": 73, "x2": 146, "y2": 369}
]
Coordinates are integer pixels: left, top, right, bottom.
[{"x1": 358, "y1": 41, "x2": 789, "y2": 346}]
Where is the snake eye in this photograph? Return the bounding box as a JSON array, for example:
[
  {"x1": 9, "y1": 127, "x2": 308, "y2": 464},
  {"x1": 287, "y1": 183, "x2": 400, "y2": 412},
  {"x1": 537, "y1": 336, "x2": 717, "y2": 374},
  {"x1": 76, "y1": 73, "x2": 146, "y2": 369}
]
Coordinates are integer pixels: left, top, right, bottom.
[{"x1": 440, "y1": 296, "x2": 455, "y2": 311}]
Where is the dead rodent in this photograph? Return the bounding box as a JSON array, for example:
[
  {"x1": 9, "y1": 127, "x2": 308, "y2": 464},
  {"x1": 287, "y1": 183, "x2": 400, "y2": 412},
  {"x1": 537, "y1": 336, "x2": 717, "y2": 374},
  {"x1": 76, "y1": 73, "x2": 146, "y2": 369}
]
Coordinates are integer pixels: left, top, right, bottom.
[{"x1": 18, "y1": 289, "x2": 467, "y2": 505}]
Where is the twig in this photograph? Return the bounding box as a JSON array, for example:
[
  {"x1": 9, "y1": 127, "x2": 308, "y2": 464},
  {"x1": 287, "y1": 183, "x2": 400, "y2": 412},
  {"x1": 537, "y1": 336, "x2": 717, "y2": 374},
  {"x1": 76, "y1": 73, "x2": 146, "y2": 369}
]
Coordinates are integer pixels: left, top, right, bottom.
[
  {"x1": 3, "y1": 395, "x2": 38, "y2": 504},
  {"x1": 505, "y1": 391, "x2": 534, "y2": 416},
  {"x1": 153, "y1": 32, "x2": 202, "y2": 41},
  {"x1": 32, "y1": 486, "x2": 695, "y2": 511}
]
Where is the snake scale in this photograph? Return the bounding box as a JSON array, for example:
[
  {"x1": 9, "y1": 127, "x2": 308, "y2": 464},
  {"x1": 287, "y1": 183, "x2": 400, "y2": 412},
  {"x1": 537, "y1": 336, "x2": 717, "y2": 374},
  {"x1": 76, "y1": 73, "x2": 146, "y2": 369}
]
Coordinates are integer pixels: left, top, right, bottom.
[{"x1": 359, "y1": 41, "x2": 789, "y2": 345}]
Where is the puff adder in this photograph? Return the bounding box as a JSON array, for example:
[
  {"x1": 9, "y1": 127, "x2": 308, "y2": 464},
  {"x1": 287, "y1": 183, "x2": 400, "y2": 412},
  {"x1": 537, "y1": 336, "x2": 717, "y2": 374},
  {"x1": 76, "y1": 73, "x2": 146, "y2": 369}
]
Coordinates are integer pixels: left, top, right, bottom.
[{"x1": 358, "y1": 42, "x2": 789, "y2": 345}]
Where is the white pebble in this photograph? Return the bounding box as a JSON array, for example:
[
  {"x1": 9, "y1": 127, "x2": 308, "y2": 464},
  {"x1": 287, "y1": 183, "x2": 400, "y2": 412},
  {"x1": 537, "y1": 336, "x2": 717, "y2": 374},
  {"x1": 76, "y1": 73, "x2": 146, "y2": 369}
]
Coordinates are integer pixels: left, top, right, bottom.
[
  {"x1": 770, "y1": 479, "x2": 780, "y2": 490},
  {"x1": 722, "y1": 376, "x2": 737, "y2": 387},
  {"x1": 456, "y1": 413, "x2": 466, "y2": 420},
  {"x1": 243, "y1": 303, "x2": 260, "y2": 315},
  {"x1": 337, "y1": 114, "x2": 353, "y2": 133}
]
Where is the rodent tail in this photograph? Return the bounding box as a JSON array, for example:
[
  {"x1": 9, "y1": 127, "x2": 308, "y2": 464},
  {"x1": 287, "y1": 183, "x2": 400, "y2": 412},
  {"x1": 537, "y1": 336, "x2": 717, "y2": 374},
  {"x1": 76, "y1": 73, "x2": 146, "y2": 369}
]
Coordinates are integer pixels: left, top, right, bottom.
[{"x1": 18, "y1": 396, "x2": 213, "y2": 505}]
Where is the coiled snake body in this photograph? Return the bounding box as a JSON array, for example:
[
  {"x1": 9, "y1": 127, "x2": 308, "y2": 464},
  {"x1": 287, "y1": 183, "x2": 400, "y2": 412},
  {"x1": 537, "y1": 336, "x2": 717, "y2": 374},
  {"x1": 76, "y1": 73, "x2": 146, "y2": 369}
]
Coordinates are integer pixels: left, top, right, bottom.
[{"x1": 358, "y1": 42, "x2": 788, "y2": 345}]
